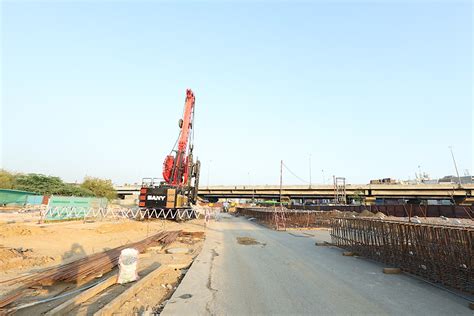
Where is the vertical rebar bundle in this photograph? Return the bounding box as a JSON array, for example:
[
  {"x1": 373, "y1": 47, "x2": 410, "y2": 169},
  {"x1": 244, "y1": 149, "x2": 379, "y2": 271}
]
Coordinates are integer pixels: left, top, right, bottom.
[
  {"x1": 236, "y1": 207, "x2": 335, "y2": 228},
  {"x1": 331, "y1": 218, "x2": 473, "y2": 294},
  {"x1": 333, "y1": 176, "x2": 347, "y2": 205}
]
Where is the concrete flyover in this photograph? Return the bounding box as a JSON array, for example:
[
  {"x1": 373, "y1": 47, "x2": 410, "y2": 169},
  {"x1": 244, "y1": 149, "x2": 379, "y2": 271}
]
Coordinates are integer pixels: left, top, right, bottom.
[{"x1": 115, "y1": 183, "x2": 474, "y2": 204}]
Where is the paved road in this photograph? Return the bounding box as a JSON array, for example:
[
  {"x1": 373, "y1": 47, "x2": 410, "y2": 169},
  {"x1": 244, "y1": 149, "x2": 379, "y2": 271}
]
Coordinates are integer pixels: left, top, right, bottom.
[{"x1": 162, "y1": 214, "x2": 471, "y2": 315}]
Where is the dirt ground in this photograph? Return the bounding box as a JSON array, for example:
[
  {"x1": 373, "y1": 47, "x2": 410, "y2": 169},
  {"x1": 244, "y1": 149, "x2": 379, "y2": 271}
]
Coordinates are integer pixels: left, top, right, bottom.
[
  {"x1": 14, "y1": 233, "x2": 203, "y2": 315},
  {"x1": 0, "y1": 211, "x2": 206, "y2": 314},
  {"x1": 344, "y1": 210, "x2": 474, "y2": 226}
]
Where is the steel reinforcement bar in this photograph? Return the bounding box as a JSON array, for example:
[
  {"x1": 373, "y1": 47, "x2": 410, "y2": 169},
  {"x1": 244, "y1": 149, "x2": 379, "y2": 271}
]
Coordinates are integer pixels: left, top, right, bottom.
[
  {"x1": 236, "y1": 207, "x2": 335, "y2": 229},
  {"x1": 290, "y1": 204, "x2": 474, "y2": 219},
  {"x1": 331, "y1": 218, "x2": 474, "y2": 294}
]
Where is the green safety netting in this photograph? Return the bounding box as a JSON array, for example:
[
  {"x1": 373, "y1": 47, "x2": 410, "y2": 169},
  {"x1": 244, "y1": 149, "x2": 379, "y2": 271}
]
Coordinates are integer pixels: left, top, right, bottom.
[
  {"x1": 45, "y1": 196, "x2": 108, "y2": 220},
  {"x1": 0, "y1": 189, "x2": 35, "y2": 205}
]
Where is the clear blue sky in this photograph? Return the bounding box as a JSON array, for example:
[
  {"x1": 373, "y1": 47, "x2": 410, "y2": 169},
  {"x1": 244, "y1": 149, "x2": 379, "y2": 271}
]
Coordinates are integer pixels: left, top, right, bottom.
[{"x1": 1, "y1": 1, "x2": 472, "y2": 185}]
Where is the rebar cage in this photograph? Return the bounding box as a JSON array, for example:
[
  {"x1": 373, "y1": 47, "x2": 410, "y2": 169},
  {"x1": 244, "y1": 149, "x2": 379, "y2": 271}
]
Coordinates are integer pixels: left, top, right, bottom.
[{"x1": 331, "y1": 218, "x2": 473, "y2": 294}]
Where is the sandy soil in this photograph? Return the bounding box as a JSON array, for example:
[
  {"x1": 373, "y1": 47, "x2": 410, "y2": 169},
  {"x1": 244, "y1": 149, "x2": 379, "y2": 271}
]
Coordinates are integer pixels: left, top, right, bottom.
[
  {"x1": 11, "y1": 233, "x2": 204, "y2": 315},
  {"x1": 0, "y1": 212, "x2": 206, "y2": 297}
]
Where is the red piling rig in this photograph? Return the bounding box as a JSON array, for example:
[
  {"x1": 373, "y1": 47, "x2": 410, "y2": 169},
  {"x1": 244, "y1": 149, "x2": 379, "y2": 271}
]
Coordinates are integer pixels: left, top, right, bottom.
[{"x1": 162, "y1": 89, "x2": 196, "y2": 187}]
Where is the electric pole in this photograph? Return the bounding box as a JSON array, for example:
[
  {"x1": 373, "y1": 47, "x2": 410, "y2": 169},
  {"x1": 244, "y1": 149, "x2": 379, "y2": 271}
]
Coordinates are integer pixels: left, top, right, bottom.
[
  {"x1": 449, "y1": 146, "x2": 462, "y2": 186},
  {"x1": 280, "y1": 160, "x2": 283, "y2": 208},
  {"x1": 207, "y1": 160, "x2": 212, "y2": 187}
]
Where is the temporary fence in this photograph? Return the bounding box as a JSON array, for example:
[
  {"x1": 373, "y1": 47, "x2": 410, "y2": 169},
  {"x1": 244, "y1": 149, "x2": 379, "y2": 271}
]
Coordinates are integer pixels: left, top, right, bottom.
[
  {"x1": 47, "y1": 196, "x2": 108, "y2": 209},
  {"x1": 0, "y1": 189, "x2": 36, "y2": 206},
  {"x1": 45, "y1": 196, "x2": 108, "y2": 220},
  {"x1": 26, "y1": 195, "x2": 45, "y2": 205},
  {"x1": 331, "y1": 218, "x2": 474, "y2": 295},
  {"x1": 110, "y1": 208, "x2": 200, "y2": 220},
  {"x1": 42, "y1": 206, "x2": 202, "y2": 222}
]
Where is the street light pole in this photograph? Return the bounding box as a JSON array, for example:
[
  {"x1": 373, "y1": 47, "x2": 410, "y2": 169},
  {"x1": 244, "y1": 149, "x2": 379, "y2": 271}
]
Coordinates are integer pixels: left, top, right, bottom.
[
  {"x1": 279, "y1": 160, "x2": 283, "y2": 209},
  {"x1": 248, "y1": 171, "x2": 255, "y2": 203},
  {"x1": 207, "y1": 160, "x2": 212, "y2": 187},
  {"x1": 449, "y1": 146, "x2": 462, "y2": 186}
]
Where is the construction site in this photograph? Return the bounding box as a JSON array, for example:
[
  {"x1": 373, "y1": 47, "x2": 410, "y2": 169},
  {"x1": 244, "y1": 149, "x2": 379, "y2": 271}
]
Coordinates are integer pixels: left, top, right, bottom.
[
  {"x1": 2, "y1": 1, "x2": 473, "y2": 315},
  {"x1": 0, "y1": 85, "x2": 472, "y2": 314},
  {"x1": 0, "y1": 198, "x2": 473, "y2": 314}
]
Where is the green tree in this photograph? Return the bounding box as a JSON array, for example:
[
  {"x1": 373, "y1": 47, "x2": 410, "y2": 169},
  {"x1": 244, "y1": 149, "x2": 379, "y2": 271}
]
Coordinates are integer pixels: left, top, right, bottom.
[
  {"x1": 14, "y1": 173, "x2": 64, "y2": 194},
  {"x1": 58, "y1": 184, "x2": 94, "y2": 197},
  {"x1": 0, "y1": 170, "x2": 15, "y2": 189},
  {"x1": 351, "y1": 189, "x2": 364, "y2": 204},
  {"x1": 81, "y1": 177, "x2": 116, "y2": 200},
  {"x1": 1, "y1": 171, "x2": 114, "y2": 199},
  {"x1": 12, "y1": 173, "x2": 94, "y2": 197}
]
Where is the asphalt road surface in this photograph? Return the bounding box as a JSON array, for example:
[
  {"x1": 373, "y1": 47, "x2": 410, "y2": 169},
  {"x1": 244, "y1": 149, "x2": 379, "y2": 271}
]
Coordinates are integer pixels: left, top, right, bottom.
[{"x1": 162, "y1": 213, "x2": 471, "y2": 315}]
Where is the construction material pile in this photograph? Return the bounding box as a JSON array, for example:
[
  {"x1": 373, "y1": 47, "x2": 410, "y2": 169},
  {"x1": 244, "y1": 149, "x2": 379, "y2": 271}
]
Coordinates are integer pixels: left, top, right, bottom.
[
  {"x1": 237, "y1": 207, "x2": 473, "y2": 229},
  {"x1": 236, "y1": 207, "x2": 338, "y2": 229},
  {"x1": 0, "y1": 230, "x2": 180, "y2": 310},
  {"x1": 290, "y1": 204, "x2": 474, "y2": 218},
  {"x1": 331, "y1": 218, "x2": 473, "y2": 294}
]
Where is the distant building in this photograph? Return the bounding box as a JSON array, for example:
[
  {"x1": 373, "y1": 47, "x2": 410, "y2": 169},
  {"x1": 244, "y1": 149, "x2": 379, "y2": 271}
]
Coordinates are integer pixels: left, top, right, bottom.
[
  {"x1": 421, "y1": 179, "x2": 438, "y2": 184},
  {"x1": 438, "y1": 175, "x2": 473, "y2": 184},
  {"x1": 370, "y1": 178, "x2": 399, "y2": 184}
]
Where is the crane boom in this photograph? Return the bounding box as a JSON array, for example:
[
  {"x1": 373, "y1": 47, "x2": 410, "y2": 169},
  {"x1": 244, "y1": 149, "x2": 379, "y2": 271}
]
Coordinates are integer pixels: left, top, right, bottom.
[
  {"x1": 178, "y1": 89, "x2": 195, "y2": 153},
  {"x1": 163, "y1": 89, "x2": 195, "y2": 186}
]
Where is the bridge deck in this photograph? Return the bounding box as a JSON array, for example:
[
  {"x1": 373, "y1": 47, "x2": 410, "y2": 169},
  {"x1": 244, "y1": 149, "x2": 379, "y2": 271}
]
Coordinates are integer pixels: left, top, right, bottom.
[{"x1": 116, "y1": 184, "x2": 473, "y2": 201}]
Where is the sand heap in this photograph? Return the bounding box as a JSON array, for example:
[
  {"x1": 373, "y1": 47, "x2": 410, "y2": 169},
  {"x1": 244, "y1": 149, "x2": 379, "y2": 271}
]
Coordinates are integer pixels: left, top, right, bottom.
[
  {"x1": 359, "y1": 210, "x2": 375, "y2": 217},
  {"x1": 0, "y1": 247, "x2": 55, "y2": 272},
  {"x1": 0, "y1": 222, "x2": 48, "y2": 238}
]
